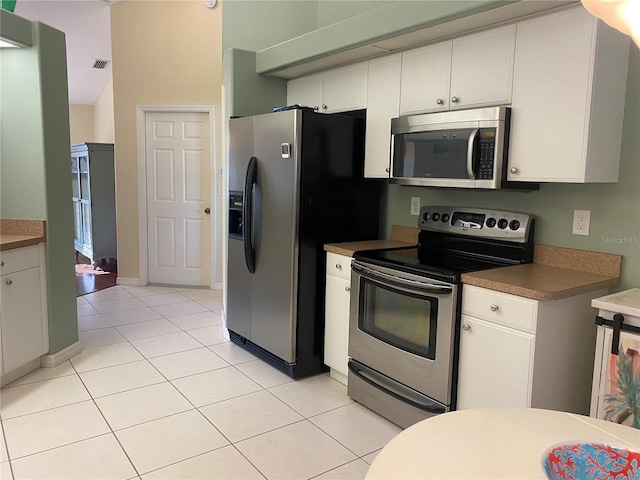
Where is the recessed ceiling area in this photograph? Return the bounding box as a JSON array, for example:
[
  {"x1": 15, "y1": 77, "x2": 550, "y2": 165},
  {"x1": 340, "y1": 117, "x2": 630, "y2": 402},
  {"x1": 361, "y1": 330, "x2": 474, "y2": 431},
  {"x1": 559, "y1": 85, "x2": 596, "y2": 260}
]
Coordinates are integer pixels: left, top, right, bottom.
[{"x1": 14, "y1": 0, "x2": 112, "y2": 105}]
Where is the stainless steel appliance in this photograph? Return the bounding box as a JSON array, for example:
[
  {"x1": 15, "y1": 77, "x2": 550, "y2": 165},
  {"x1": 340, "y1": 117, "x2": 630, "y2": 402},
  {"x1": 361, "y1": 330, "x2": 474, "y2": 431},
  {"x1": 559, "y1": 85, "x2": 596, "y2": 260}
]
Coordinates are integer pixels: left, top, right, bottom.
[
  {"x1": 390, "y1": 106, "x2": 536, "y2": 190},
  {"x1": 227, "y1": 107, "x2": 379, "y2": 378},
  {"x1": 590, "y1": 289, "x2": 640, "y2": 429},
  {"x1": 348, "y1": 206, "x2": 535, "y2": 428}
]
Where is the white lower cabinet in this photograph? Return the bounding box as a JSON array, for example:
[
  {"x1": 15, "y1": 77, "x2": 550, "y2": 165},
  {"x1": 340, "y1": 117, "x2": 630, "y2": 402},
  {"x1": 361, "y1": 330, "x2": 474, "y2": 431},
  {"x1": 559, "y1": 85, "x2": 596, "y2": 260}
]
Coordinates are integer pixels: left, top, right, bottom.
[
  {"x1": 324, "y1": 252, "x2": 352, "y2": 385},
  {"x1": 458, "y1": 314, "x2": 534, "y2": 409},
  {"x1": 457, "y1": 284, "x2": 605, "y2": 414},
  {"x1": 0, "y1": 244, "x2": 48, "y2": 379}
]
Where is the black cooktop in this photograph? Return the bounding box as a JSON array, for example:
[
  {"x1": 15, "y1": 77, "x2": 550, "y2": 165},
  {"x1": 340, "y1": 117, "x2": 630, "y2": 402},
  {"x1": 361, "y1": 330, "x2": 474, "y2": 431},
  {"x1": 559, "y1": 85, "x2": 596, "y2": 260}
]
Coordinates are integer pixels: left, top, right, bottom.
[{"x1": 354, "y1": 206, "x2": 536, "y2": 284}]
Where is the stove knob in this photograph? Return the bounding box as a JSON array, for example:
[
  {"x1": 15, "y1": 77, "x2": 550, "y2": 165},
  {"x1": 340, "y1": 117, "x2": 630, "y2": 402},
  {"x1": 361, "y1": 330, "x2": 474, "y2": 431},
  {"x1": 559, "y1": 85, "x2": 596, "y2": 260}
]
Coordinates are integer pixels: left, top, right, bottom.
[
  {"x1": 422, "y1": 212, "x2": 431, "y2": 222},
  {"x1": 441, "y1": 213, "x2": 450, "y2": 223},
  {"x1": 497, "y1": 219, "x2": 508, "y2": 229},
  {"x1": 486, "y1": 217, "x2": 497, "y2": 228},
  {"x1": 432, "y1": 213, "x2": 440, "y2": 222},
  {"x1": 509, "y1": 220, "x2": 521, "y2": 231}
]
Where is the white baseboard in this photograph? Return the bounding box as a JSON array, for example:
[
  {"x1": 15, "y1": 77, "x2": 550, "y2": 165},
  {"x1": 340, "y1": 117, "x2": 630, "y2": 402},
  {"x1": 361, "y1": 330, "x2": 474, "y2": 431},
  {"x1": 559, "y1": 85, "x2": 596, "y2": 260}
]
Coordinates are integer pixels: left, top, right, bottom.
[
  {"x1": 41, "y1": 342, "x2": 83, "y2": 368},
  {"x1": 1, "y1": 358, "x2": 41, "y2": 387},
  {"x1": 117, "y1": 277, "x2": 142, "y2": 286}
]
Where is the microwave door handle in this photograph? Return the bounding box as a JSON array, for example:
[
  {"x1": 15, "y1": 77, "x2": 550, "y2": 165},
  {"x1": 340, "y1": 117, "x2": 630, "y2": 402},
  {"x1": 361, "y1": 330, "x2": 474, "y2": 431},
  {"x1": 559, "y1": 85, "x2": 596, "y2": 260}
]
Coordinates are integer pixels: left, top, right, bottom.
[{"x1": 466, "y1": 128, "x2": 479, "y2": 180}]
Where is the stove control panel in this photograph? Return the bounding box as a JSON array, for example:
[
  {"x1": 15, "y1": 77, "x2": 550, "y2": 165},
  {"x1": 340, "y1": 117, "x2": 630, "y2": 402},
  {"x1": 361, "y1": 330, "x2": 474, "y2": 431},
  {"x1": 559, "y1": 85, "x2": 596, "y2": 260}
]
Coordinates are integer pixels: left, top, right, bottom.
[{"x1": 419, "y1": 206, "x2": 534, "y2": 243}]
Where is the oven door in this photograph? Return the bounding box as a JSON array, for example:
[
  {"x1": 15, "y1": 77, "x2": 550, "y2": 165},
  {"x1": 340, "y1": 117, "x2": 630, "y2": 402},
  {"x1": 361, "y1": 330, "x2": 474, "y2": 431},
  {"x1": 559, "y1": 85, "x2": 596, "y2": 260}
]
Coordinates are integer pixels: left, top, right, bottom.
[{"x1": 349, "y1": 260, "x2": 458, "y2": 407}]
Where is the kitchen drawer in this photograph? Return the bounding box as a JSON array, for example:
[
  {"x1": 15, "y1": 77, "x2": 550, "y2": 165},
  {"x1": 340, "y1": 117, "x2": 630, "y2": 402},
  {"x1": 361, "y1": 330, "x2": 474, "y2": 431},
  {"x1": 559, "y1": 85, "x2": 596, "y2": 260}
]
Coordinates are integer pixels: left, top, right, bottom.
[
  {"x1": 0, "y1": 245, "x2": 40, "y2": 275},
  {"x1": 462, "y1": 284, "x2": 538, "y2": 333},
  {"x1": 326, "y1": 252, "x2": 351, "y2": 280}
]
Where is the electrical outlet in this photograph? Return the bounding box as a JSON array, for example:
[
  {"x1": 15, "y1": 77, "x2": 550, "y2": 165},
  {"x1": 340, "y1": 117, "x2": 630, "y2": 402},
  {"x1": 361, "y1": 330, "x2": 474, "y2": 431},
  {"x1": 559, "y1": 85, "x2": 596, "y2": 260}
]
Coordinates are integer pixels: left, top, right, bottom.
[
  {"x1": 572, "y1": 210, "x2": 591, "y2": 236},
  {"x1": 411, "y1": 197, "x2": 421, "y2": 216}
]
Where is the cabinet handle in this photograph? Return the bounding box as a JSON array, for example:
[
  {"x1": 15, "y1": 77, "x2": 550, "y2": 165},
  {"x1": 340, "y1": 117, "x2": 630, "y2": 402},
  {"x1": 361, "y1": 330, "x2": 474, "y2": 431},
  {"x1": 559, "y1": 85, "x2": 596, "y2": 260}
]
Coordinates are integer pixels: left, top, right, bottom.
[
  {"x1": 510, "y1": 167, "x2": 519, "y2": 174},
  {"x1": 436, "y1": 98, "x2": 444, "y2": 105},
  {"x1": 462, "y1": 324, "x2": 471, "y2": 331},
  {"x1": 5, "y1": 279, "x2": 13, "y2": 286},
  {"x1": 385, "y1": 167, "x2": 390, "y2": 173},
  {"x1": 345, "y1": 286, "x2": 350, "y2": 292},
  {"x1": 0, "y1": 261, "x2": 4, "y2": 267},
  {"x1": 490, "y1": 304, "x2": 499, "y2": 312},
  {"x1": 335, "y1": 264, "x2": 342, "y2": 270},
  {"x1": 322, "y1": 104, "x2": 328, "y2": 111},
  {"x1": 313, "y1": 106, "x2": 319, "y2": 112},
  {"x1": 451, "y1": 96, "x2": 459, "y2": 103},
  {"x1": 204, "y1": 208, "x2": 211, "y2": 214}
]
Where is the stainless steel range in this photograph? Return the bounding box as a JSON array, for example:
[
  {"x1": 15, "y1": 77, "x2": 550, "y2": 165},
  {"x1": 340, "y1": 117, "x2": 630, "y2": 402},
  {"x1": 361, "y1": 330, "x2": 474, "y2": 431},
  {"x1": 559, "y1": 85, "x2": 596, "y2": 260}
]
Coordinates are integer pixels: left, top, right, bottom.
[{"x1": 348, "y1": 206, "x2": 535, "y2": 428}]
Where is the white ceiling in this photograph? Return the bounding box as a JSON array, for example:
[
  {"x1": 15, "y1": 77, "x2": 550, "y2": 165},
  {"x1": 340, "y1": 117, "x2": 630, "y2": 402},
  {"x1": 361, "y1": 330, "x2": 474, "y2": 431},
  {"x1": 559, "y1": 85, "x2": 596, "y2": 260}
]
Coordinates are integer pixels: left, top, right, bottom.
[{"x1": 15, "y1": 0, "x2": 112, "y2": 105}]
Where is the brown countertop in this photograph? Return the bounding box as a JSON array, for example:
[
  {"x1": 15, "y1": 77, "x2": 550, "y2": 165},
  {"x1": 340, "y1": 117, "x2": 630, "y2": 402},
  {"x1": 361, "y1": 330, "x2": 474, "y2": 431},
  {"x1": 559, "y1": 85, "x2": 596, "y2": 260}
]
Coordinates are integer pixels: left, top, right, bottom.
[
  {"x1": 324, "y1": 239, "x2": 415, "y2": 257},
  {"x1": 0, "y1": 220, "x2": 46, "y2": 251},
  {"x1": 324, "y1": 225, "x2": 418, "y2": 257},
  {"x1": 462, "y1": 244, "x2": 622, "y2": 301}
]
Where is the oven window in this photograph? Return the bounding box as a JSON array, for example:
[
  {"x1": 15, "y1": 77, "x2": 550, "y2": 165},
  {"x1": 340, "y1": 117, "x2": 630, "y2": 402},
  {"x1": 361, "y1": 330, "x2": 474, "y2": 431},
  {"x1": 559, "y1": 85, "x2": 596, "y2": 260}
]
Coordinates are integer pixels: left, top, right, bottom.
[{"x1": 358, "y1": 279, "x2": 438, "y2": 360}]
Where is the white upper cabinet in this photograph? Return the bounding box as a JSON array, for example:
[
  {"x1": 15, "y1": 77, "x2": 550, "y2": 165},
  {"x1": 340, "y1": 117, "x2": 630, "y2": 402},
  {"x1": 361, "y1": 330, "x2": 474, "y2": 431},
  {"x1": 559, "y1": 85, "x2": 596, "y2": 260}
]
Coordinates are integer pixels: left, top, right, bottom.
[
  {"x1": 287, "y1": 73, "x2": 322, "y2": 111},
  {"x1": 287, "y1": 62, "x2": 368, "y2": 113},
  {"x1": 400, "y1": 25, "x2": 515, "y2": 115},
  {"x1": 508, "y1": 7, "x2": 630, "y2": 183},
  {"x1": 400, "y1": 41, "x2": 452, "y2": 114},
  {"x1": 365, "y1": 53, "x2": 401, "y2": 178}
]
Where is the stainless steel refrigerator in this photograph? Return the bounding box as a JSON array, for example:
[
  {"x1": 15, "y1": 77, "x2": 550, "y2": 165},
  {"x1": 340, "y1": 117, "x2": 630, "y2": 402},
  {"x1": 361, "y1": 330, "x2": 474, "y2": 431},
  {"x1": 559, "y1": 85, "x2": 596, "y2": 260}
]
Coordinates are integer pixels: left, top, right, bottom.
[{"x1": 227, "y1": 107, "x2": 379, "y2": 378}]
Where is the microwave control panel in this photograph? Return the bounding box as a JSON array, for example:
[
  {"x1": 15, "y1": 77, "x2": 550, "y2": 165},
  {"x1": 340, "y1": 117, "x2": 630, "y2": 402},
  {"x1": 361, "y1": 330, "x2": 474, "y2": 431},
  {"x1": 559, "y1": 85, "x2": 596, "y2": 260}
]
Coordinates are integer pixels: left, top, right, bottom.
[
  {"x1": 477, "y1": 129, "x2": 496, "y2": 180},
  {"x1": 419, "y1": 206, "x2": 533, "y2": 243}
]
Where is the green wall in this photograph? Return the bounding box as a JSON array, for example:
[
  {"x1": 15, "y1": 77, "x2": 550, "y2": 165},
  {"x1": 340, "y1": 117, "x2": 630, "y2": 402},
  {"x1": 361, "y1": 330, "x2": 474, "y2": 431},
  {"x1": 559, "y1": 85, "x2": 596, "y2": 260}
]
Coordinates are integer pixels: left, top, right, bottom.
[
  {"x1": 382, "y1": 45, "x2": 640, "y2": 291},
  {"x1": 0, "y1": 10, "x2": 78, "y2": 355},
  {"x1": 222, "y1": 0, "x2": 318, "y2": 53},
  {"x1": 316, "y1": 1, "x2": 393, "y2": 28}
]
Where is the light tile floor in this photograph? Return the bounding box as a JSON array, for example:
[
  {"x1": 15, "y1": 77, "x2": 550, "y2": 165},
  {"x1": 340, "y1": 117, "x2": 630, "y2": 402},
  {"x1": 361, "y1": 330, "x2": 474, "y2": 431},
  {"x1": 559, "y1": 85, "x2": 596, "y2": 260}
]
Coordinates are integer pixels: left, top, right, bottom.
[{"x1": 0, "y1": 285, "x2": 402, "y2": 480}]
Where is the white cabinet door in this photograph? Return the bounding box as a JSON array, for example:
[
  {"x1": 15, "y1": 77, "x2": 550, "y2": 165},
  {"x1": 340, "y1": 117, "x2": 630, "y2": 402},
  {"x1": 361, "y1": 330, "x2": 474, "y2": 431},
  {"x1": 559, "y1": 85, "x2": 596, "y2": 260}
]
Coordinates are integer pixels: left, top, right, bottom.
[
  {"x1": 508, "y1": 8, "x2": 629, "y2": 183},
  {"x1": 322, "y1": 63, "x2": 368, "y2": 113},
  {"x1": 400, "y1": 41, "x2": 451, "y2": 115},
  {"x1": 450, "y1": 25, "x2": 515, "y2": 110},
  {"x1": 287, "y1": 73, "x2": 322, "y2": 111},
  {"x1": 457, "y1": 314, "x2": 535, "y2": 410},
  {"x1": 324, "y1": 273, "x2": 351, "y2": 378},
  {"x1": 365, "y1": 54, "x2": 401, "y2": 178},
  {"x1": 1, "y1": 267, "x2": 45, "y2": 373}
]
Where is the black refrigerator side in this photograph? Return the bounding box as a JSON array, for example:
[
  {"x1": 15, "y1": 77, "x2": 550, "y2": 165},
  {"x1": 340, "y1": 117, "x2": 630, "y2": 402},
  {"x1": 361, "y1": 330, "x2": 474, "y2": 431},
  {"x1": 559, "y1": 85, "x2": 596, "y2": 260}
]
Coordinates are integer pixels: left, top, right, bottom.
[
  {"x1": 226, "y1": 115, "x2": 254, "y2": 341},
  {"x1": 294, "y1": 109, "x2": 380, "y2": 378}
]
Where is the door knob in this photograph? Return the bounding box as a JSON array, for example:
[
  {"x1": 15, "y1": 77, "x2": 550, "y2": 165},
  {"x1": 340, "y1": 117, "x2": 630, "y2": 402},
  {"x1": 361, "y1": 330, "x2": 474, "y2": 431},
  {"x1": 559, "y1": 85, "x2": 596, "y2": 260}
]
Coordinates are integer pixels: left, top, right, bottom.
[
  {"x1": 462, "y1": 324, "x2": 471, "y2": 331},
  {"x1": 436, "y1": 98, "x2": 444, "y2": 105},
  {"x1": 335, "y1": 264, "x2": 342, "y2": 270},
  {"x1": 510, "y1": 167, "x2": 519, "y2": 174},
  {"x1": 490, "y1": 304, "x2": 499, "y2": 312},
  {"x1": 345, "y1": 286, "x2": 350, "y2": 292},
  {"x1": 5, "y1": 279, "x2": 13, "y2": 286},
  {"x1": 322, "y1": 104, "x2": 328, "y2": 111},
  {"x1": 204, "y1": 208, "x2": 211, "y2": 214},
  {"x1": 451, "y1": 96, "x2": 460, "y2": 103}
]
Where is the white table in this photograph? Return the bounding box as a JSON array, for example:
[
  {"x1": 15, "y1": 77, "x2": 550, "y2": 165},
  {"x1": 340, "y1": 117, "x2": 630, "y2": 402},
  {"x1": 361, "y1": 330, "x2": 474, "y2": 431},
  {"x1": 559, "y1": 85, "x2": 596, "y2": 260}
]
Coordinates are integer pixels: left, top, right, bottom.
[{"x1": 366, "y1": 408, "x2": 640, "y2": 479}]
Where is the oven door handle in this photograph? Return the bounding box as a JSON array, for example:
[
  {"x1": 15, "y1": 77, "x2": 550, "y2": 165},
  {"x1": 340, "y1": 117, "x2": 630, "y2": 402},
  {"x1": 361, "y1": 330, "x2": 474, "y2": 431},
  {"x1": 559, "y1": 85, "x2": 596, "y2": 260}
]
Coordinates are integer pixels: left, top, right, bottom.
[
  {"x1": 348, "y1": 360, "x2": 447, "y2": 415},
  {"x1": 352, "y1": 262, "x2": 453, "y2": 295}
]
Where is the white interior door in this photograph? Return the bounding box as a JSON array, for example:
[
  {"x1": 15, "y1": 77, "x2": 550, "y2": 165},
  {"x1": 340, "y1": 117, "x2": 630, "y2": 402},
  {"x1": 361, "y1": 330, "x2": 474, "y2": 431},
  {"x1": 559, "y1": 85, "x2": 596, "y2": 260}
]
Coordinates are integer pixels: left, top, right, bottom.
[{"x1": 145, "y1": 111, "x2": 211, "y2": 286}]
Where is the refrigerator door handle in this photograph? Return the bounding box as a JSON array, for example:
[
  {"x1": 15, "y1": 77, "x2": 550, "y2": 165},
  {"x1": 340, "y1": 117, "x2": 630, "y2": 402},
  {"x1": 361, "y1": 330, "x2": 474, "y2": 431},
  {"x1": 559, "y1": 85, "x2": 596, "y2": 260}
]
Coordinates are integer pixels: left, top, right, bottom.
[{"x1": 243, "y1": 156, "x2": 257, "y2": 274}]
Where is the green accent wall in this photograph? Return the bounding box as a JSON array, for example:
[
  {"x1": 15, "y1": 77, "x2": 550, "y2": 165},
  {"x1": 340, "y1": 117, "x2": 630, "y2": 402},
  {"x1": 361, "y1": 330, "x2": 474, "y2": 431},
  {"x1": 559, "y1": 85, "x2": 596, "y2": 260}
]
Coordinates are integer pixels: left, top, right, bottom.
[
  {"x1": 222, "y1": 0, "x2": 318, "y2": 54},
  {"x1": 0, "y1": 10, "x2": 78, "y2": 355},
  {"x1": 316, "y1": 1, "x2": 393, "y2": 28},
  {"x1": 382, "y1": 46, "x2": 640, "y2": 292}
]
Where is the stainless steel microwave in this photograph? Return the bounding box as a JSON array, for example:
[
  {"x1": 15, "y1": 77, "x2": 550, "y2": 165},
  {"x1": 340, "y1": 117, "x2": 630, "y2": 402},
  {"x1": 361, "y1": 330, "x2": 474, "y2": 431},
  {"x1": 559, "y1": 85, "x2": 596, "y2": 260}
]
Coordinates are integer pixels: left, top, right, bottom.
[{"x1": 390, "y1": 106, "x2": 529, "y2": 190}]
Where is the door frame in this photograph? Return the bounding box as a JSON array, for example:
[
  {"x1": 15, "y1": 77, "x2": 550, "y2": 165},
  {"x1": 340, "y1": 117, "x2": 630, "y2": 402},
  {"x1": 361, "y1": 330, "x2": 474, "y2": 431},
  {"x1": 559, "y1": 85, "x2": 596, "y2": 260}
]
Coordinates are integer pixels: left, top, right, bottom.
[{"x1": 136, "y1": 105, "x2": 217, "y2": 287}]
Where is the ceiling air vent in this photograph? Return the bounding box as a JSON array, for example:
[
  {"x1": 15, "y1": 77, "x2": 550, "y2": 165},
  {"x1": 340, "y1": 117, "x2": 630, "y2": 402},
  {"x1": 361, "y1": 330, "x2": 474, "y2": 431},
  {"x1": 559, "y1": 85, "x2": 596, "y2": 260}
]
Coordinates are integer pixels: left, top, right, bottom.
[{"x1": 92, "y1": 59, "x2": 110, "y2": 69}]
